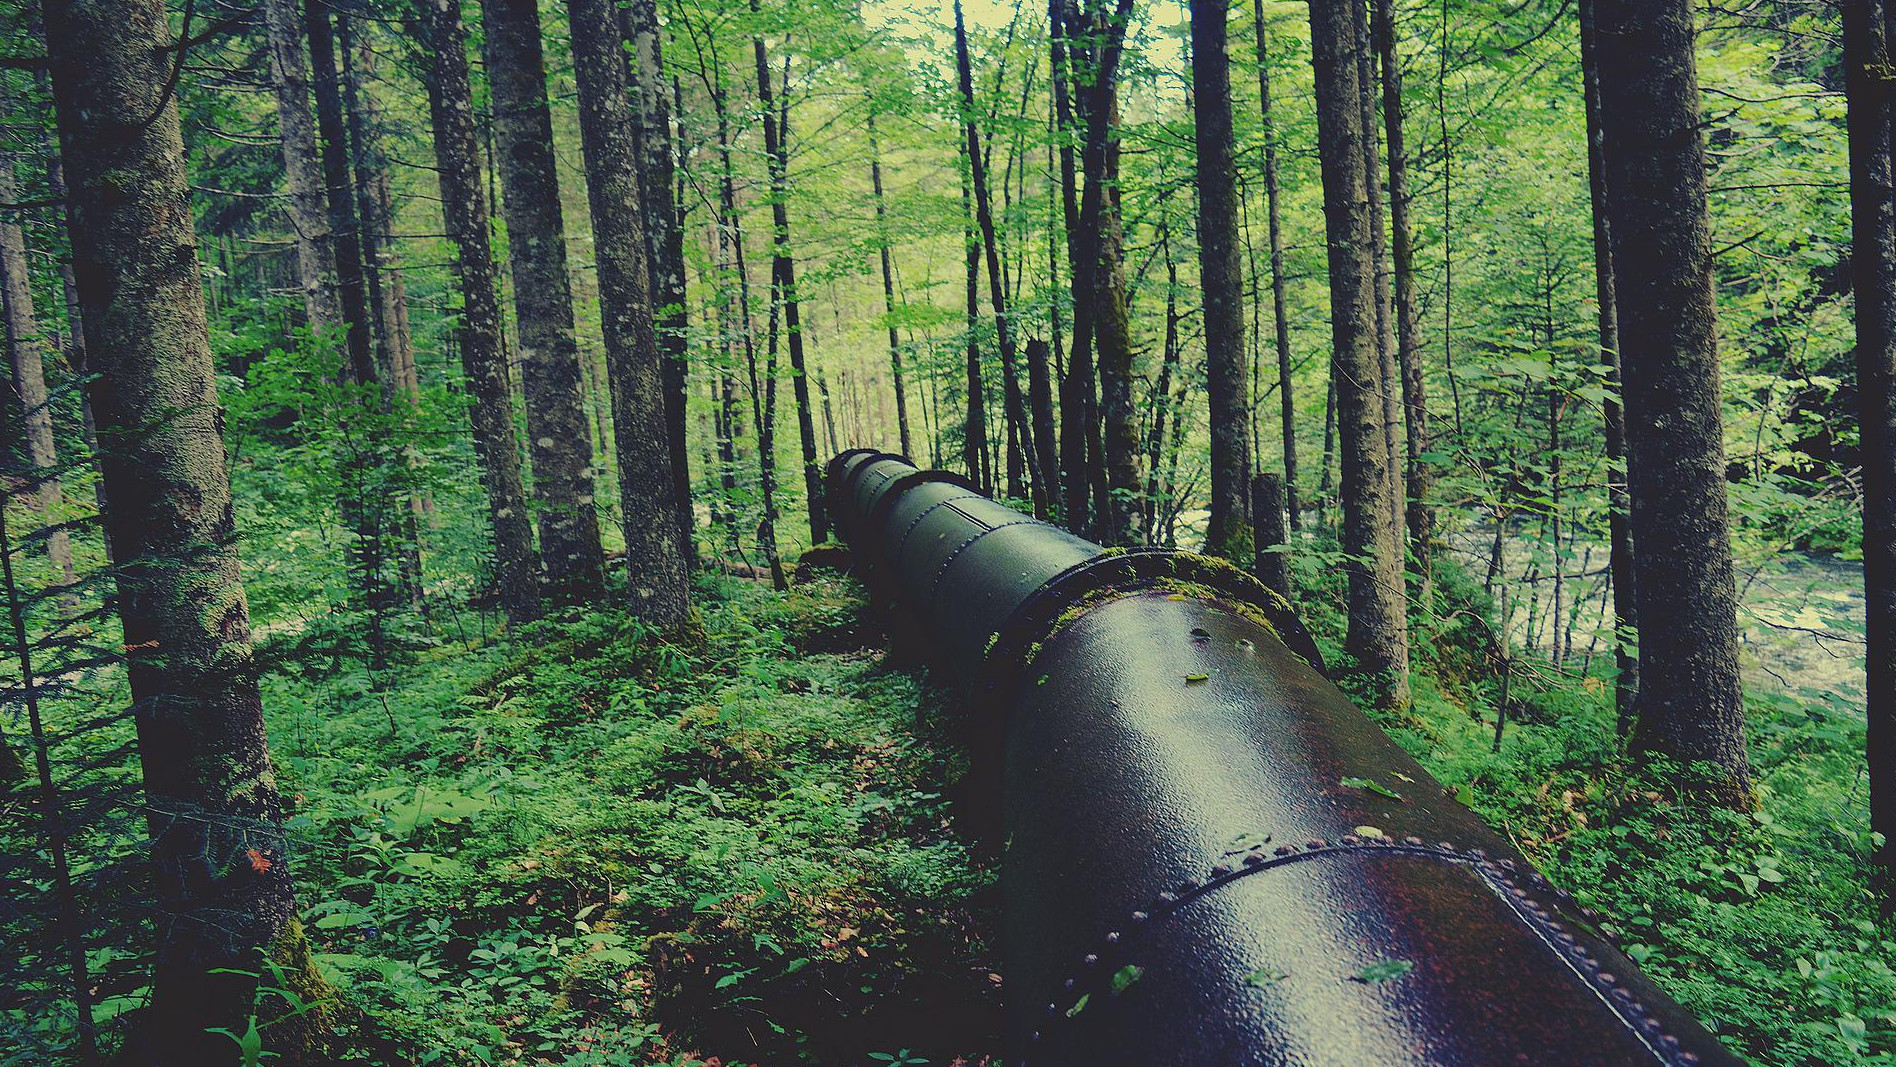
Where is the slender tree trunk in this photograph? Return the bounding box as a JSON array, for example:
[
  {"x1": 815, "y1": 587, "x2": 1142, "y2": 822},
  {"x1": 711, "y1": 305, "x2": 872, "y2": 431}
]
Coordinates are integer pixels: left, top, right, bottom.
[
  {"x1": 481, "y1": 0, "x2": 606, "y2": 603},
  {"x1": 1579, "y1": 0, "x2": 1637, "y2": 729},
  {"x1": 1145, "y1": 228, "x2": 1181, "y2": 539},
  {"x1": 43, "y1": 1, "x2": 311, "y2": 1059},
  {"x1": 305, "y1": 1, "x2": 375, "y2": 387},
  {"x1": 0, "y1": 159, "x2": 73, "y2": 587},
  {"x1": 1051, "y1": 1, "x2": 1091, "y2": 530},
  {"x1": 957, "y1": 0, "x2": 1040, "y2": 506},
  {"x1": 623, "y1": 0, "x2": 694, "y2": 564},
  {"x1": 1253, "y1": 0, "x2": 1298, "y2": 530},
  {"x1": 1308, "y1": 0, "x2": 1409, "y2": 708},
  {"x1": 749, "y1": 12, "x2": 826, "y2": 544},
  {"x1": 1843, "y1": 0, "x2": 1896, "y2": 890},
  {"x1": 1374, "y1": 0, "x2": 1430, "y2": 590},
  {"x1": 1253, "y1": 471, "x2": 1289, "y2": 597},
  {"x1": 1354, "y1": 0, "x2": 1402, "y2": 544},
  {"x1": 260, "y1": 0, "x2": 340, "y2": 337},
  {"x1": 1595, "y1": 0, "x2": 1750, "y2": 801},
  {"x1": 567, "y1": 0, "x2": 693, "y2": 627},
  {"x1": 1192, "y1": 0, "x2": 1252, "y2": 560},
  {"x1": 420, "y1": 0, "x2": 539, "y2": 625},
  {"x1": 961, "y1": 141, "x2": 990, "y2": 490},
  {"x1": 866, "y1": 110, "x2": 913, "y2": 459}
]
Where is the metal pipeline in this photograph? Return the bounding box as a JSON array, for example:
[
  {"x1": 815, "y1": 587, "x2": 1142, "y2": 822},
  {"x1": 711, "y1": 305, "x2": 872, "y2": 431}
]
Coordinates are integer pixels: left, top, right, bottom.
[{"x1": 825, "y1": 450, "x2": 1744, "y2": 1067}]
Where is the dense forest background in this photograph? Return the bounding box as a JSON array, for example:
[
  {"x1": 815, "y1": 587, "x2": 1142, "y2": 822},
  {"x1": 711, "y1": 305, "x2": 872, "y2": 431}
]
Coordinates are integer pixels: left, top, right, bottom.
[{"x1": 0, "y1": 0, "x2": 1891, "y2": 1064}]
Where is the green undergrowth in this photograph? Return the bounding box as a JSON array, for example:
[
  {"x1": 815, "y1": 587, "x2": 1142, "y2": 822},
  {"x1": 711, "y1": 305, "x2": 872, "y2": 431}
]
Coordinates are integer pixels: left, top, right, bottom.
[
  {"x1": 1287, "y1": 539, "x2": 1891, "y2": 1067},
  {"x1": 265, "y1": 574, "x2": 998, "y2": 1066}
]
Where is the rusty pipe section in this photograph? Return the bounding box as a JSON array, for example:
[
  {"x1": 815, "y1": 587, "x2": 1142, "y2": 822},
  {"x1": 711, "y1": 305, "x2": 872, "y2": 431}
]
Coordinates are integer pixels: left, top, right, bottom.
[{"x1": 825, "y1": 450, "x2": 1743, "y2": 1067}]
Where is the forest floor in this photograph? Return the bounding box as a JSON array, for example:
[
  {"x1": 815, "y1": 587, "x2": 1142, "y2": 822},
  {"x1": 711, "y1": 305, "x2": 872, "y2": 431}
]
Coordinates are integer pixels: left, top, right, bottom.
[{"x1": 266, "y1": 551, "x2": 1892, "y2": 1067}]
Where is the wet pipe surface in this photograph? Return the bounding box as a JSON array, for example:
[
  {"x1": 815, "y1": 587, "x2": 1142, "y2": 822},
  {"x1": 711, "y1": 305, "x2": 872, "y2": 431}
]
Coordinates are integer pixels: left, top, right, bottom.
[{"x1": 825, "y1": 449, "x2": 1747, "y2": 1067}]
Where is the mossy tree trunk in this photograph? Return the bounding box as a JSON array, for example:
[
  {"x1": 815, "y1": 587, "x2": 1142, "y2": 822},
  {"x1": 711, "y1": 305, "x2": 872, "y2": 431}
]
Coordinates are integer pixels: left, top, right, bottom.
[
  {"x1": 1595, "y1": 0, "x2": 1750, "y2": 801},
  {"x1": 419, "y1": 0, "x2": 540, "y2": 625},
  {"x1": 1307, "y1": 0, "x2": 1409, "y2": 708},
  {"x1": 481, "y1": 0, "x2": 607, "y2": 604},
  {"x1": 42, "y1": 1, "x2": 313, "y2": 1060},
  {"x1": 567, "y1": 0, "x2": 693, "y2": 630}
]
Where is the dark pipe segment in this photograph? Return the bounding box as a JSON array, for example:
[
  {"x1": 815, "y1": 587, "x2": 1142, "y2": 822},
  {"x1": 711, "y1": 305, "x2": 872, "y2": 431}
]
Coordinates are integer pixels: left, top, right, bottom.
[{"x1": 825, "y1": 452, "x2": 1745, "y2": 1067}]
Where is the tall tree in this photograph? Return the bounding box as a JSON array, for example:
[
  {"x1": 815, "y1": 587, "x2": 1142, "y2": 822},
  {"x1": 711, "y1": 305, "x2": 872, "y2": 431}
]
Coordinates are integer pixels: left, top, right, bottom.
[
  {"x1": 0, "y1": 155, "x2": 73, "y2": 587},
  {"x1": 749, "y1": 5, "x2": 826, "y2": 544},
  {"x1": 1308, "y1": 0, "x2": 1409, "y2": 708},
  {"x1": 622, "y1": 0, "x2": 695, "y2": 563},
  {"x1": 481, "y1": 0, "x2": 607, "y2": 603},
  {"x1": 866, "y1": 107, "x2": 914, "y2": 460},
  {"x1": 419, "y1": 0, "x2": 539, "y2": 625},
  {"x1": 1191, "y1": 0, "x2": 1252, "y2": 560},
  {"x1": 1050, "y1": 0, "x2": 1092, "y2": 530},
  {"x1": 260, "y1": 0, "x2": 341, "y2": 339},
  {"x1": 1252, "y1": 0, "x2": 1298, "y2": 530},
  {"x1": 1577, "y1": 0, "x2": 1637, "y2": 729},
  {"x1": 42, "y1": 0, "x2": 309, "y2": 1059},
  {"x1": 961, "y1": 138, "x2": 991, "y2": 490},
  {"x1": 304, "y1": 0, "x2": 375, "y2": 387},
  {"x1": 956, "y1": 0, "x2": 1040, "y2": 506},
  {"x1": 1842, "y1": 0, "x2": 1896, "y2": 888},
  {"x1": 1373, "y1": 0, "x2": 1430, "y2": 584},
  {"x1": 568, "y1": 0, "x2": 693, "y2": 629},
  {"x1": 1595, "y1": 0, "x2": 1750, "y2": 800}
]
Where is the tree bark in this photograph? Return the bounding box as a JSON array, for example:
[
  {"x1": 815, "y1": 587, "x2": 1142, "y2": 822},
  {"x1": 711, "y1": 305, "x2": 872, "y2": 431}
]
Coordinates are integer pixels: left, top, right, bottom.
[
  {"x1": 866, "y1": 109, "x2": 914, "y2": 461},
  {"x1": 1192, "y1": 0, "x2": 1252, "y2": 560},
  {"x1": 748, "y1": 11, "x2": 826, "y2": 544},
  {"x1": 304, "y1": 0, "x2": 375, "y2": 388},
  {"x1": 622, "y1": 0, "x2": 694, "y2": 564},
  {"x1": 481, "y1": 0, "x2": 606, "y2": 603},
  {"x1": 1595, "y1": 0, "x2": 1750, "y2": 800},
  {"x1": 961, "y1": 140, "x2": 990, "y2": 491},
  {"x1": 42, "y1": 1, "x2": 306, "y2": 1060},
  {"x1": 1842, "y1": 0, "x2": 1896, "y2": 889},
  {"x1": 1253, "y1": 0, "x2": 1299, "y2": 530},
  {"x1": 0, "y1": 158, "x2": 73, "y2": 587},
  {"x1": 1578, "y1": 0, "x2": 1638, "y2": 732},
  {"x1": 566, "y1": 0, "x2": 693, "y2": 627},
  {"x1": 1353, "y1": 0, "x2": 1402, "y2": 544},
  {"x1": 957, "y1": 0, "x2": 1041, "y2": 507},
  {"x1": 1253, "y1": 471, "x2": 1289, "y2": 598},
  {"x1": 260, "y1": 0, "x2": 340, "y2": 337},
  {"x1": 420, "y1": 0, "x2": 539, "y2": 625},
  {"x1": 1308, "y1": 0, "x2": 1409, "y2": 708},
  {"x1": 1373, "y1": 0, "x2": 1431, "y2": 589},
  {"x1": 1051, "y1": 0, "x2": 1092, "y2": 531}
]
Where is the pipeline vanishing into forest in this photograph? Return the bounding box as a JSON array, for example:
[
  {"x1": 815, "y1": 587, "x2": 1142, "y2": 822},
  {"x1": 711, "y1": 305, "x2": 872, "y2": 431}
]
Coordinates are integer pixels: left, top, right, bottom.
[{"x1": 825, "y1": 449, "x2": 1745, "y2": 1067}]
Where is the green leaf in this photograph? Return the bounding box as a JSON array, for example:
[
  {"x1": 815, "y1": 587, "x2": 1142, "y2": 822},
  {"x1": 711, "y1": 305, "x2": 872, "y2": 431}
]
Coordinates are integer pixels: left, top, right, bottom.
[
  {"x1": 1353, "y1": 959, "x2": 1415, "y2": 983},
  {"x1": 1110, "y1": 964, "x2": 1146, "y2": 994},
  {"x1": 1066, "y1": 993, "x2": 1091, "y2": 1017},
  {"x1": 1244, "y1": 967, "x2": 1287, "y2": 987},
  {"x1": 1340, "y1": 776, "x2": 1406, "y2": 802},
  {"x1": 1184, "y1": 673, "x2": 1210, "y2": 684}
]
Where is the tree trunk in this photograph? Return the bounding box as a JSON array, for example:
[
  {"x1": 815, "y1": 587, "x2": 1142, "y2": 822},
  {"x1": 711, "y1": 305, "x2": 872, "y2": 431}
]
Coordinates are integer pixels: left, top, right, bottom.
[
  {"x1": 1595, "y1": 0, "x2": 1750, "y2": 801},
  {"x1": 1843, "y1": 0, "x2": 1896, "y2": 889},
  {"x1": 866, "y1": 110, "x2": 914, "y2": 460},
  {"x1": 1192, "y1": 0, "x2": 1252, "y2": 560},
  {"x1": 1308, "y1": 0, "x2": 1409, "y2": 708},
  {"x1": 42, "y1": 1, "x2": 309, "y2": 1059},
  {"x1": 420, "y1": 0, "x2": 539, "y2": 625},
  {"x1": 1578, "y1": 0, "x2": 1638, "y2": 732},
  {"x1": 1050, "y1": 0, "x2": 1091, "y2": 530},
  {"x1": 961, "y1": 141, "x2": 991, "y2": 491},
  {"x1": 304, "y1": 0, "x2": 375, "y2": 387},
  {"x1": 481, "y1": 0, "x2": 606, "y2": 603},
  {"x1": 566, "y1": 0, "x2": 693, "y2": 627},
  {"x1": 1253, "y1": 0, "x2": 1299, "y2": 530},
  {"x1": 1353, "y1": 0, "x2": 1402, "y2": 544},
  {"x1": 749, "y1": 11, "x2": 826, "y2": 544},
  {"x1": 1253, "y1": 471, "x2": 1289, "y2": 597},
  {"x1": 1374, "y1": 0, "x2": 1431, "y2": 589},
  {"x1": 1145, "y1": 227, "x2": 1182, "y2": 540},
  {"x1": 260, "y1": 0, "x2": 340, "y2": 337},
  {"x1": 0, "y1": 159, "x2": 73, "y2": 587},
  {"x1": 957, "y1": 0, "x2": 1040, "y2": 507},
  {"x1": 622, "y1": 0, "x2": 694, "y2": 564}
]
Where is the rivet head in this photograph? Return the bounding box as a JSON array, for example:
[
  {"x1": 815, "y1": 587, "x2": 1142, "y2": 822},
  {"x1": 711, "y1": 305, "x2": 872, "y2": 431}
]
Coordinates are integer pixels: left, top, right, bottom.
[
  {"x1": 1157, "y1": 891, "x2": 1179, "y2": 904},
  {"x1": 1680, "y1": 1054, "x2": 1699, "y2": 1065},
  {"x1": 1243, "y1": 852, "x2": 1266, "y2": 866},
  {"x1": 1468, "y1": 848, "x2": 1488, "y2": 859},
  {"x1": 1661, "y1": 1034, "x2": 1680, "y2": 1048},
  {"x1": 1063, "y1": 978, "x2": 1075, "y2": 990},
  {"x1": 1210, "y1": 863, "x2": 1232, "y2": 877},
  {"x1": 1105, "y1": 931, "x2": 1121, "y2": 944},
  {"x1": 1404, "y1": 835, "x2": 1425, "y2": 846},
  {"x1": 1306, "y1": 839, "x2": 1327, "y2": 850},
  {"x1": 1437, "y1": 841, "x2": 1456, "y2": 852},
  {"x1": 1274, "y1": 845, "x2": 1295, "y2": 856},
  {"x1": 1598, "y1": 972, "x2": 1618, "y2": 985},
  {"x1": 1500, "y1": 859, "x2": 1518, "y2": 871},
  {"x1": 1177, "y1": 878, "x2": 1201, "y2": 893},
  {"x1": 1045, "y1": 1002, "x2": 1057, "y2": 1016},
  {"x1": 1341, "y1": 835, "x2": 1361, "y2": 846},
  {"x1": 1131, "y1": 910, "x2": 1149, "y2": 923}
]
